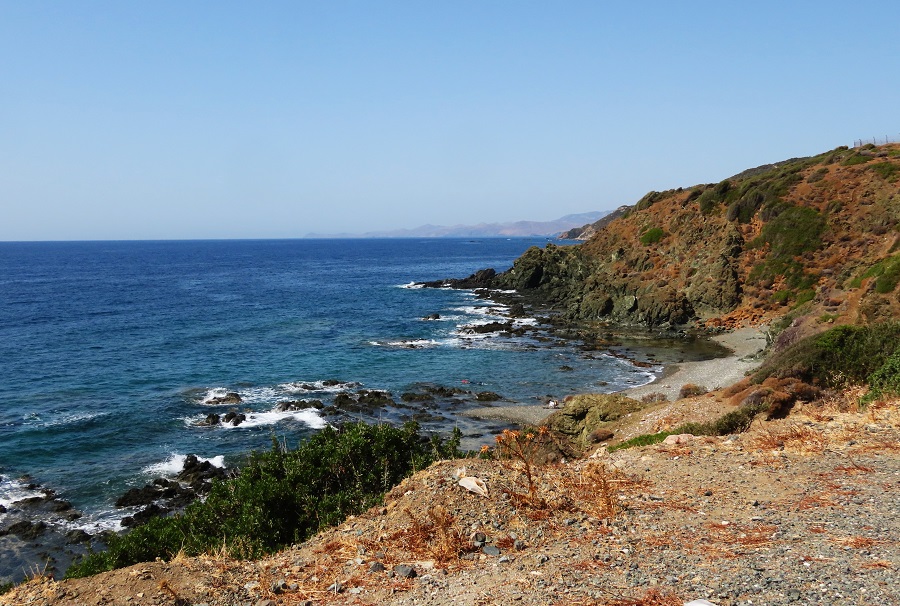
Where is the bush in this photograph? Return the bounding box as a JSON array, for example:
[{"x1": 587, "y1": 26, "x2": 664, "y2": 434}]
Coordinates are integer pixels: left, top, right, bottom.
[
  {"x1": 863, "y1": 348, "x2": 900, "y2": 405},
  {"x1": 807, "y1": 167, "x2": 829, "y2": 183},
  {"x1": 851, "y1": 254, "x2": 900, "y2": 293},
  {"x1": 678, "y1": 384, "x2": 708, "y2": 398},
  {"x1": 640, "y1": 227, "x2": 665, "y2": 246},
  {"x1": 697, "y1": 180, "x2": 731, "y2": 214},
  {"x1": 748, "y1": 205, "x2": 825, "y2": 291},
  {"x1": 67, "y1": 422, "x2": 462, "y2": 578},
  {"x1": 608, "y1": 400, "x2": 767, "y2": 451},
  {"x1": 640, "y1": 392, "x2": 668, "y2": 404},
  {"x1": 869, "y1": 162, "x2": 899, "y2": 182},
  {"x1": 752, "y1": 321, "x2": 900, "y2": 387},
  {"x1": 843, "y1": 153, "x2": 873, "y2": 166}
]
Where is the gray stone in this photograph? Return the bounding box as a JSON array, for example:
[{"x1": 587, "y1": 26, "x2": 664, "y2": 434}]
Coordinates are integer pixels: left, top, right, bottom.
[
  {"x1": 369, "y1": 561, "x2": 386, "y2": 573},
  {"x1": 483, "y1": 545, "x2": 501, "y2": 556},
  {"x1": 394, "y1": 564, "x2": 417, "y2": 579}
]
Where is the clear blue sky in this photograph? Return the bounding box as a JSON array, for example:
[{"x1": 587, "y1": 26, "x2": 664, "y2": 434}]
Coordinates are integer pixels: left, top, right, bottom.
[{"x1": 2, "y1": 1, "x2": 899, "y2": 240}]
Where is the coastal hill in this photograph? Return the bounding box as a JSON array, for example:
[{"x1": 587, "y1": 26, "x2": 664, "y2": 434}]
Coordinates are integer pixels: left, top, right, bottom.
[
  {"x1": 5, "y1": 144, "x2": 900, "y2": 605},
  {"x1": 490, "y1": 144, "x2": 900, "y2": 333},
  {"x1": 304, "y1": 211, "x2": 609, "y2": 239}
]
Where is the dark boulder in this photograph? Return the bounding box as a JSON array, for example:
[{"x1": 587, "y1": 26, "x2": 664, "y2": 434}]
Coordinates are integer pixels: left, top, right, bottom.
[
  {"x1": 223, "y1": 411, "x2": 246, "y2": 426},
  {"x1": 207, "y1": 392, "x2": 242, "y2": 405},
  {"x1": 201, "y1": 413, "x2": 220, "y2": 426},
  {"x1": 3, "y1": 520, "x2": 47, "y2": 540},
  {"x1": 463, "y1": 321, "x2": 513, "y2": 334},
  {"x1": 475, "y1": 391, "x2": 502, "y2": 402},
  {"x1": 115, "y1": 485, "x2": 161, "y2": 508},
  {"x1": 121, "y1": 503, "x2": 170, "y2": 528},
  {"x1": 420, "y1": 268, "x2": 497, "y2": 289},
  {"x1": 65, "y1": 529, "x2": 92, "y2": 544},
  {"x1": 277, "y1": 399, "x2": 323, "y2": 411}
]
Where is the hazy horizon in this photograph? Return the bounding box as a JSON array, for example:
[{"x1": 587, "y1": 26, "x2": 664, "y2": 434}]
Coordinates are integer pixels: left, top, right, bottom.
[{"x1": 3, "y1": 2, "x2": 899, "y2": 241}]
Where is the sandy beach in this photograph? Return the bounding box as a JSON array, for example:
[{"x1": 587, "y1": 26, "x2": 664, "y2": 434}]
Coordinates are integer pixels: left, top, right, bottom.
[{"x1": 463, "y1": 326, "x2": 769, "y2": 426}]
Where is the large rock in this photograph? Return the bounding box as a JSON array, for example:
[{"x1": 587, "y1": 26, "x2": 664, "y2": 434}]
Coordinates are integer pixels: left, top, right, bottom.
[{"x1": 543, "y1": 394, "x2": 646, "y2": 452}]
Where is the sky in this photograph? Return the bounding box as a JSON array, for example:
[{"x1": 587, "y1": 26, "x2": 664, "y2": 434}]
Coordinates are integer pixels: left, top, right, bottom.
[{"x1": 2, "y1": 1, "x2": 899, "y2": 241}]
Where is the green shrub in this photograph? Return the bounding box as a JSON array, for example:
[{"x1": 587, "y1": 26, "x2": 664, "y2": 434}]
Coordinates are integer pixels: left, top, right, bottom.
[
  {"x1": 724, "y1": 167, "x2": 803, "y2": 223},
  {"x1": 807, "y1": 167, "x2": 829, "y2": 183},
  {"x1": 851, "y1": 254, "x2": 900, "y2": 293},
  {"x1": 748, "y1": 205, "x2": 825, "y2": 290},
  {"x1": 639, "y1": 227, "x2": 665, "y2": 246},
  {"x1": 843, "y1": 153, "x2": 873, "y2": 166},
  {"x1": 863, "y1": 348, "x2": 900, "y2": 404},
  {"x1": 0, "y1": 582, "x2": 12, "y2": 595},
  {"x1": 752, "y1": 321, "x2": 900, "y2": 387},
  {"x1": 608, "y1": 431, "x2": 675, "y2": 451},
  {"x1": 608, "y1": 400, "x2": 767, "y2": 451},
  {"x1": 870, "y1": 162, "x2": 899, "y2": 181},
  {"x1": 697, "y1": 180, "x2": 731, "y2": 214},
  {"x1": 67, "y1": 422, "x2": 462, "y2": 578}
]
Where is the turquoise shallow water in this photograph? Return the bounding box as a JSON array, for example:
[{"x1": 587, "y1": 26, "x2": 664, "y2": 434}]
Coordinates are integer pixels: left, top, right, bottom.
[{"x1": 0, "y1": 238, "x2": 659, "y2": 531}]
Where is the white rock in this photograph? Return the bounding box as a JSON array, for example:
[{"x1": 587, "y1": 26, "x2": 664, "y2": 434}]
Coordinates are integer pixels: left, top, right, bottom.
[
  {"x1": 663, "y1": 433, "x2": 695, "y2": 445},
  {"x1": 459, "y1": 476, "x2": 489, "y2": 497}
]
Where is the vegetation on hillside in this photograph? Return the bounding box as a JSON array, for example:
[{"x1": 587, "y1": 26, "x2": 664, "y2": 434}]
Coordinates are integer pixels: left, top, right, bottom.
[
  {"x1": 506, "y1": 143, "x2": 900, "y2": 329},
  {"x1": 66, "y1": 422, "x2": 462, "y2": 578}
]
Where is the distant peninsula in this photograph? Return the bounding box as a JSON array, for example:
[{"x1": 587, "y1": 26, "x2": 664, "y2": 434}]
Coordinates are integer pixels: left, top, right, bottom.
[{"x1": 304, "y1": 211, "x2": 609, "y2": 239}]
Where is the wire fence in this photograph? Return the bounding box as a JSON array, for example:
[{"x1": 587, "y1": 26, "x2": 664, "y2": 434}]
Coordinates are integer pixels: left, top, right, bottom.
[{"x1": 853, "y1": 135, "x2": 899, "y2": 147}]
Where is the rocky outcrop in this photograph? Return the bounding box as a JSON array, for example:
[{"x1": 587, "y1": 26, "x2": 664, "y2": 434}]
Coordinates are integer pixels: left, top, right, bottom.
[
  {"x1": 543, "y1": 394, "x2": 646, "y2": 454},
  {"x1": 115, "y1": 455, "x2": 228, "y2": 527},
  {"x1": 420, "y1": 268, "x2": 496, "y2": 289}
]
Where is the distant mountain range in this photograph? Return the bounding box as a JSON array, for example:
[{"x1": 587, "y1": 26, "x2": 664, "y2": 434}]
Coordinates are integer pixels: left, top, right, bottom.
[{"x1": 304, "y1": 211, "x2": 610, "y2": 239}]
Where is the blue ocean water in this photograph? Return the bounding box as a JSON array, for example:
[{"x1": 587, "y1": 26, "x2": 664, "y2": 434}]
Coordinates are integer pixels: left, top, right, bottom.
[{"x1": 0, "y1": 238, "x2": 657, "y2": 530}]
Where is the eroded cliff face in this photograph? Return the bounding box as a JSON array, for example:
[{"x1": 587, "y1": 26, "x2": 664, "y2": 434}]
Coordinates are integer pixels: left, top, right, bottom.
[{"x1": 494, "y1": 144, "x2": 900, "y2": 329}]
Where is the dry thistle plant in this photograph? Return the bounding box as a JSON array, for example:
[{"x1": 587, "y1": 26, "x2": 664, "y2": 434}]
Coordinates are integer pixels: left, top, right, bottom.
[
  {"x1": 577, "y1": 460, "x2": 621, "y2": 519},
  {"x1": 399, "y1": 504, "x2": 470, "y2": 563},
  {"x1": 494, "y1": 426, "x2": 550, "y2": 508},
  {"x1": 601, "y1": 587, "x2": 683, "y2": 606}
]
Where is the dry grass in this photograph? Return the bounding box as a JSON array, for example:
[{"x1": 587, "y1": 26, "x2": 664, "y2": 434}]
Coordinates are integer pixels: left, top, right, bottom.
[
  {"x1": 831, "y1": 536, "x2": 885, "y2": 549},
  {"x1": 600, "y1": 587, "x2": 683, "y2": 606},
  {"x1": 751, "y1": 423, "x2": 827, "y2": 453},
  {"x1": 860, "y1": 560, "x2": 894, "y2": 570},
  {"x1": 399, "y1": 505, "x2": 471, "y2": 563}
]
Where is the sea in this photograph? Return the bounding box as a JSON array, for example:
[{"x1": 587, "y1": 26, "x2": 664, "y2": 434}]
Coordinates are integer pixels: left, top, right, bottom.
[{"x1": 0, "y1": 238, "x2": 670, "y2": 559}]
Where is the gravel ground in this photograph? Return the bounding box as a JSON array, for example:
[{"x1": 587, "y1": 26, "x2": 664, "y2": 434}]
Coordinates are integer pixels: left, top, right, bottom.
[
  {"x1": 5, "y1": 396, "x2": 898, "y2": 606},
  {"x1": 623, "y1": 327, "x2": 768, "y2": 402},
  {"x1": 464, "y1": 328, "x2": 769, "y2": 428}
]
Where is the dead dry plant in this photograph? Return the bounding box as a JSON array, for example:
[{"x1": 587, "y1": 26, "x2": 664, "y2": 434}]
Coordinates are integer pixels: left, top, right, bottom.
[
  {"x1": 600, "y1": 587, "x2": 683, "y2": 606},
  {"x1": 399, "y1": 504, "x2": 471, "y2": 563},
  {"x1": 751, "y1": 422, "x2": 827, "y2": 453},
  {"x1": 493, "y1": 426, "x2": 551, "y2": 508},
  {"x1": 831, "y1": 535, "x2": 885, "y2": 549}
]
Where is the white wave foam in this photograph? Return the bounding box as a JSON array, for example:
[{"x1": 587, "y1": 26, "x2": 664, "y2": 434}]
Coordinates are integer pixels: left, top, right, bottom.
[
  {"x1": 68, "y1": 508, "x2": 126, "y2": 533},
  {"x1": 142, "y1": 453, "x2": 226, "y2": 477},
  {"x1": 200, "y1": 387, "x2": 233, "y2": 404},
  {"x1": 223, "y1": 409, "x2": 327, "y2": 430},
  {"x1": 184, "y1": 407, "x2": 327, "y2": 431},
  {"x1": 22, "y1": 411, "x2": 107, "y2": 428},
  {"x1": 0, "y1": 477, "x2": 46, "y2": 511},
  {"x1": 199, "y1": 380, "x2": 357, "y2": 406},
  {"x1": 277, "y1": 380, "x2": 359, "y2": 393},
  {"x1": 396, "y1": 281, "x2": 424, "y2": 289},
  {"x1": 451, "y1": 305, "x2": 508, "y2": 317}
]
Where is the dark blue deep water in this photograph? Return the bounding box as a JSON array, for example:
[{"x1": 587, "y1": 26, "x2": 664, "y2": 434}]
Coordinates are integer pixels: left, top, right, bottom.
[{"x1": 0, "y1": 238, "x2": 657, "y2": 531}]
